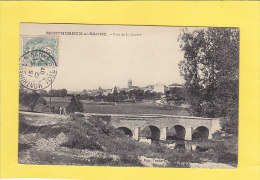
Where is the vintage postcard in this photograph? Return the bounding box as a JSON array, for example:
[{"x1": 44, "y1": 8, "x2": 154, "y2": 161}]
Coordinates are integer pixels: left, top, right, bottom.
[{"x1": 19, "y1": 23, "x2": 239, "y2": 168}]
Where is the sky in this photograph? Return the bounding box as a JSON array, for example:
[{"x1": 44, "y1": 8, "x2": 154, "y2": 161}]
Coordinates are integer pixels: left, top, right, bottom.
[{"x1": 21, "y1": 24, "x2": 186, "y2": 91}]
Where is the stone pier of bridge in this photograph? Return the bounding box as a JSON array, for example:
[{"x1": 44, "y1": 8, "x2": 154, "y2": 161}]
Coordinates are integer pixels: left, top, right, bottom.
[{"x1": 131, "y1": 126, "x2": 194, "y2": 141}]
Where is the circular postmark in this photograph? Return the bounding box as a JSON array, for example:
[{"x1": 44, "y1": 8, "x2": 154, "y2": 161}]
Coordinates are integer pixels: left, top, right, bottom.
[{"x1": 19, "y1": 50, "x2": 57, "y2": 90}]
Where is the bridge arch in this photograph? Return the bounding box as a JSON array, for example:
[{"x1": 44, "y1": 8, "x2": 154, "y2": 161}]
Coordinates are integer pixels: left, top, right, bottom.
[
  {"x1": 118, "y1": 127, "x2": 133, "y2": 137},
  {"x1": 167, "y1": 125, "x2": 186, "y2": 140},
  {"x1": 140, "y1": 125, "x2": 160, "y2": 140},
  {"x1": 192, "y1": 126, "x2": 209, "y2": 140}
]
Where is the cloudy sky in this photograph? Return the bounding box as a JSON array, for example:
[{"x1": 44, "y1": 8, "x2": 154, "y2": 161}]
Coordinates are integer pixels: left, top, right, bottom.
[{"x1": 21, "y1": 24, "x2": 186, "y2": 91}]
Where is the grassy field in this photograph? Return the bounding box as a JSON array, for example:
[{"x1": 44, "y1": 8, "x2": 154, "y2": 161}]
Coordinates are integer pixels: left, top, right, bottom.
[{"x1": 42, "y1": 97, "x2": 190, "y2": 115}]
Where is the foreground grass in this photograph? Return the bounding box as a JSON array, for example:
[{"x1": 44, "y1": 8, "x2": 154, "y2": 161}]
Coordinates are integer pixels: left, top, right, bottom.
[
  {"x1": 18, "y1": 113, "x2": 237, "y2": 168},
  {"x1": 19, "y1": 114, "x2": 192, "y2": 167}
]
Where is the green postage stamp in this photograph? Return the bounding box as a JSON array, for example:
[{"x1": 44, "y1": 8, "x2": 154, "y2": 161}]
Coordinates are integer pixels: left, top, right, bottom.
[{"x1": 19, "y1": 36, "x2": 59, "y2": 90}]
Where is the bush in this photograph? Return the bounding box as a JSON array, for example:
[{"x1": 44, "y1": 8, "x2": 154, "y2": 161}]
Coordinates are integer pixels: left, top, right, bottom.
[
  {"x1": 19, "y1": 115, "x2": 41, "y2": 134},
  {"x1": 63, "y1": 130, "x2": 103, "y2": 151},
  {"x1": 57, "y1": 118, "x2": 103, "y2": 150},
  {"x1": 218, "y1": 152, "x2": 237, "y2": 164},
  {"x1": 19, "y1": 90, "x2": 46, "y2": 110},
  {"x1": 18, "y1": 143, "x2": 32, "y2": 152},
  {"x1": 66, "y1": 95, "x2": 84, "y2": 113},
  {"x1": 221, "y1": 116, "x2": 238, "y2": 135}
]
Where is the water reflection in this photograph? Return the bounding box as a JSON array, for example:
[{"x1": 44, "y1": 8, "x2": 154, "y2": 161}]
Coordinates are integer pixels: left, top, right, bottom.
[
  {"x1": 175, "y1": 143, "x2": 185, "y2": 150},
  {"x1": 162, "y1": 140, "x2": 209, "y2": 152},
  {"x1": 147, "y1": 139, "x2": 209, "y2": 152}
]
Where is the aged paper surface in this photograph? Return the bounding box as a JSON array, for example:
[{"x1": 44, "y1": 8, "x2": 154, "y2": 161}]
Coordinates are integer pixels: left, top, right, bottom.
[
  {"x1": 1, "y1": 1, "x2": 260, "y2": 180},
  {"x1": 18, "y1": 23, "x2": 238, "y2": 169}
]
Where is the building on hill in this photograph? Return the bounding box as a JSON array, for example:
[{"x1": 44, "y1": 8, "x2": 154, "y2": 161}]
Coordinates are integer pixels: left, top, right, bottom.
[
  {"x1": 68, "y1": 90, "x2": 85, "y2": 95},
  {"x1": 144, "y1": 85, "x2": 154, "y2": 92},
  {"x1": 153, "y1": 83, "x2": 168, "y2": 94},
  {"x1": 126, "y1": 79, "x2": 140, "y2": 91},
  {"x1": 129, "y1": 86, "x2": 141, "y2": 90},
  {"x1": 128, "y1": 79, "x2": 132, "y2": 89},
  {"x1": 168, "y1": 83, "x2": 183, "y2": 89},
  {"x1": 112, "y1": 86, "x2": 121, "y2": 94},
  {"x1": 103, "y1": 89, "x2": 113, "y2": 96}
]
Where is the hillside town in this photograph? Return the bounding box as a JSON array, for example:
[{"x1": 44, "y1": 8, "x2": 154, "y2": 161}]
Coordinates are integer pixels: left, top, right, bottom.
[{"x1": 79, "y1": 80, "x2": 182, "y2": 97}]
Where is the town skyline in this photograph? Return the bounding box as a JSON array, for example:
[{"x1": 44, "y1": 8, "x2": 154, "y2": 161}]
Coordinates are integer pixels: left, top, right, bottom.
[
  {"x1": 59, "y1": 80, "x2": 183, "y2": 93},
  {"x1": 28, "y1": 24, "x2": 188, "y2": 91}
]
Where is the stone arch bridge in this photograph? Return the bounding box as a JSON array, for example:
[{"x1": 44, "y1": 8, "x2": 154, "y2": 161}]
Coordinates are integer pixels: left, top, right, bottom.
[{"x1": 79, "y1": 113, "x2": 221, "y2": 141}]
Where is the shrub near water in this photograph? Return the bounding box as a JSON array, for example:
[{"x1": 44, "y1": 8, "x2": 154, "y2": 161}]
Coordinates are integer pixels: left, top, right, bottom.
[
  {"x1": 63, "y1": 116, "x2": 190, "y2": 167},
  {"x1": 63, "y1": 128, "x2": 103, "y2": 151},
  {"x1": 60, "y1": 116, "x2": 103, "y2": 150},
  {"x1": 59, "y1": 116, "x2": 146, "y2": 166}
]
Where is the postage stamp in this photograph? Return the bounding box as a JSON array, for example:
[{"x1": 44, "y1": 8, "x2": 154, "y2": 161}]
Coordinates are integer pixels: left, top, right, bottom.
[{"x1": 19, "y1": 36, "x2": 59, "y2": 90}]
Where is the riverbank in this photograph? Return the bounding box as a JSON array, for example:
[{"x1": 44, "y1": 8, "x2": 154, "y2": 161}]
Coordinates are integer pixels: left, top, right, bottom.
[{"x1": 18, "y1": 112, "x2": 237, "y2": 168}]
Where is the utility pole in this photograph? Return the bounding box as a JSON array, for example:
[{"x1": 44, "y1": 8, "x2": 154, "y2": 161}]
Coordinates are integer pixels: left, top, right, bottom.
[{"x1": 50, "y1": 83, "x2": 52, "y2": 113}]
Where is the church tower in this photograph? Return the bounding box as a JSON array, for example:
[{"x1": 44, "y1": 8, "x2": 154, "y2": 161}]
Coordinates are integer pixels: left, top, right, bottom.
[{"x1": 128, "y1": 79, "x2": 132, "y2": 88}]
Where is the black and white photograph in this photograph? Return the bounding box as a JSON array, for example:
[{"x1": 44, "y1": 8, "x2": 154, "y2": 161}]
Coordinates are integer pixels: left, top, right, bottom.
[{"x1": 18, "y1": 23, "x2": 239, "y2": 168}]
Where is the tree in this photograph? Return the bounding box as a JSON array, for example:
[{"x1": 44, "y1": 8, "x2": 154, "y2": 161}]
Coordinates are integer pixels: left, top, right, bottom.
[
  {"x1": 38, "y1": 89, "x2": 48, "y2": 96},
  {"x1": 134, "y1": 89, "x2": 144, "y2": 101},
  {"x1": 19, "y1": 90, "x2": 46, "y2": 111},
  {"x1": 165, "y1": 87, "x2": 185, "y2": 102},
  {"x1": 48, "y1": 89, "x2": 67, "y2": 97},
  {"x1": 178, "y1": 27, "x2": 239, "y2": 134},
  {"x1": 144, "y1": 90, "x2": 160, "y2": 100},
  {"x1": 60, "y1": 89, "x2": 68, "y2": 97},
  {"x1": 104, "y1": 93, "x2": 116, "y2": 102},
  {"x1": 113, "y1": 86, "x2": 119, "y2": 96},
  {"x1": 66, "y1": 95, "x2": 84, "y2": 113},
  {"x1": 117, "y1": 90, "x2": 127, "y2": 101}
]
